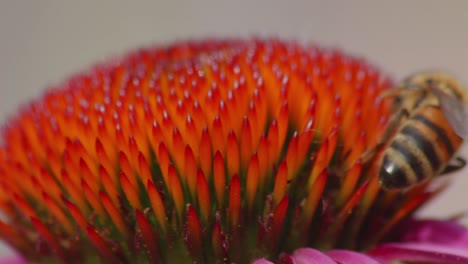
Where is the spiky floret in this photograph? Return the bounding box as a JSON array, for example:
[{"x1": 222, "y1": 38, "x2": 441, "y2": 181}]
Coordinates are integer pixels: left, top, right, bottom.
[{"x1": 0, "y1": 39, "x2": 442, "y2": 263}]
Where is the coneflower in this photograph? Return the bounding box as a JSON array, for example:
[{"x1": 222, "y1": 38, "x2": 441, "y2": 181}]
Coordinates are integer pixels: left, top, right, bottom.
[{"x1": 1, "y1": 38, "x2": 468, "y2": 264}]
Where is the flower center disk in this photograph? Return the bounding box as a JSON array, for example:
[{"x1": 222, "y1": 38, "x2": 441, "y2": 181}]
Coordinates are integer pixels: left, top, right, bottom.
[{"x1": 0, "y1": 39, "x2": 438, "y2": 263}]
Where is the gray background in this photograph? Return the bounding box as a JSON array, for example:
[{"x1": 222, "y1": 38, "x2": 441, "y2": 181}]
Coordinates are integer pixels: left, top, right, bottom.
[{"x1": 1, "y1": 0, "x2": 468, "y2": 258}]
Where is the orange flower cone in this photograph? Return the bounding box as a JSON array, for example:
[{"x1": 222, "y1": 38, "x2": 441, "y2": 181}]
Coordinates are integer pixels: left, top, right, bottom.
[{"x1": 0, "y1": 38, "x2": 467, "y2": 263}]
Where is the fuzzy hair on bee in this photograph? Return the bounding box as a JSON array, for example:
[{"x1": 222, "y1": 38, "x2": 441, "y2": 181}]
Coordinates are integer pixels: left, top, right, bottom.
[{"x1": 369, "y1": 71, "x2": 468, "y2": 190}]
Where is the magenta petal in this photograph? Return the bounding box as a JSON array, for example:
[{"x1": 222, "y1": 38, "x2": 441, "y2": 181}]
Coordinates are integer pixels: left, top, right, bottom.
[
  {"x1": 0, "y1": 254, "x2": 27, "y2": 264},
  {"x1": 291, "y1": 248, "x2": 337, "y2": 264},
  {"x1": 398, "y1": 219, "x2": 468, "y2": 247},
  {"x1": 326, "y1": 249, "x2": 382, "y2": 264},
  {"x1": 368, "y1": 242, "x2": 468, "y2": 263},
  {"x1": 252, "y1": 258, "x2": 275, "y2": 264}
]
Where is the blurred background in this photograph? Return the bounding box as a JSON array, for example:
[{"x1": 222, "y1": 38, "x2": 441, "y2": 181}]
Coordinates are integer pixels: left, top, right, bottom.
[{"x1": 1, "y1": 0, "x2": 468, "y2": 258}]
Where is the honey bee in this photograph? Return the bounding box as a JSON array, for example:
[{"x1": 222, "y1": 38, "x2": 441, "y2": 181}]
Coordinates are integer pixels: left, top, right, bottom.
[{"x1": 374, "y1": 71, "x2": 468, "y2": 189}]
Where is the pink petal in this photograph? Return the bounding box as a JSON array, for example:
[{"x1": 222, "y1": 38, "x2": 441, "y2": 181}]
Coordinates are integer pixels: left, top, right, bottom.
[
  {"x1": 252, "y1": 258, "x2": 275, "y2": 264},
  {"x1": 291, "y1": 248, "x2": 337, "y2": 264},
  {"x1": 398, "y1": 219, "x2": 468, "y2": 247},
  {"x1": 0, "y1": 244, "x2": 27, "y2": 264},
  {"x1": 0, "y1": 255, "x2": 27, "y2": 264},
  {"x1": 326, "y1": 249, "x2": 383, "y2": 264},
  {"x1": 368, "y1": 242, "x2": 468, "y2": 263}
]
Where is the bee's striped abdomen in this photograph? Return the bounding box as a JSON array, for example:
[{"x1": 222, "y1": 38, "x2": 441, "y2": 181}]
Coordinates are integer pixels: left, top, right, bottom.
[
  {"x1": 379, "y1": 106, "x2": 463, "y2": 189},
  {"x1": 412, "y1": 110, "x2": 458, "y2": 159}
]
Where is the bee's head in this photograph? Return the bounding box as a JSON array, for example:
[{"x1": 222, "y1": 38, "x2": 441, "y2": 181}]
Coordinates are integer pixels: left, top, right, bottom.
[{"x1": 401, "y1": 71, "x2": 467, "y2": 103}]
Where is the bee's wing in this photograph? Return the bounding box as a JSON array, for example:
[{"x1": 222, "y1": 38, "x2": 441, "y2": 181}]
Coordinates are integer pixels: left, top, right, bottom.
[{"x1": 437, "y1": 90, "x2": 468, "y2": 139}]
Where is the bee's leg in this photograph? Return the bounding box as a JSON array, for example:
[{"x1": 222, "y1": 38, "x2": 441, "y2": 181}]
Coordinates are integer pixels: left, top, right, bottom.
[
  {"x1": 379, "y1": 108, "x2": 410, "y2": 144},
  {"x1": 360, "y1": 108, "x2": 410, "y2": 164},
  {"x1": 378, "y1": 87, "x2": 407, "y2": 100},
  {"x1": 441, "y1": 157, "x2": 467, "y2": 175},
  {"x1": 378, "y1": 86, "x2": 424, "y2": 101}
]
